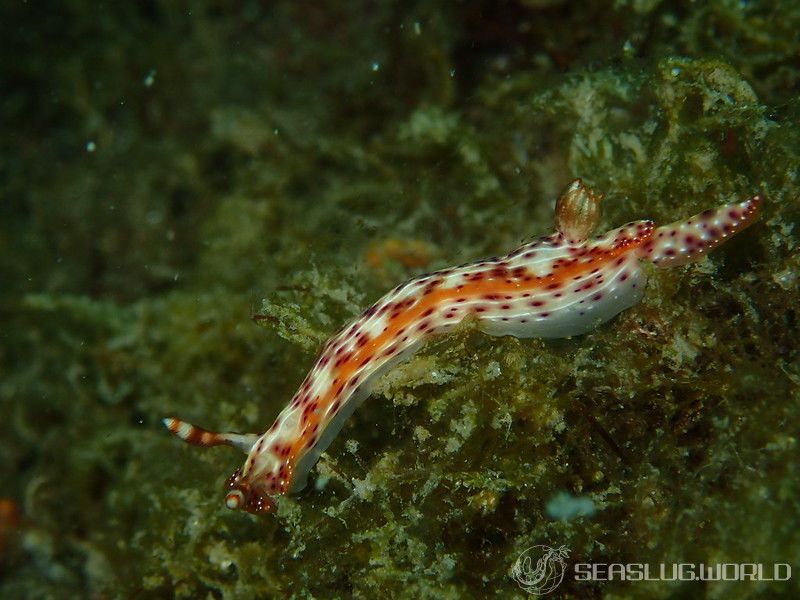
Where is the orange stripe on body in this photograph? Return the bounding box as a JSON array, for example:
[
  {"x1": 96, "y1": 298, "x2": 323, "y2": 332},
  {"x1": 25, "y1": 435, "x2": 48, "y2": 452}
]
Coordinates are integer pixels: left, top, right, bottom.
[{"x1": 284, "y1": 236, "x2": 649, "y2": 464}]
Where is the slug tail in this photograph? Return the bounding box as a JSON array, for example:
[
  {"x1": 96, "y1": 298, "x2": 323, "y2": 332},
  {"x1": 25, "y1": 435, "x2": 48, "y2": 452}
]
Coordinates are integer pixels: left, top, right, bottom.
[{"x1": 642, "y1": 194, "x2": 762, "y2": 268}]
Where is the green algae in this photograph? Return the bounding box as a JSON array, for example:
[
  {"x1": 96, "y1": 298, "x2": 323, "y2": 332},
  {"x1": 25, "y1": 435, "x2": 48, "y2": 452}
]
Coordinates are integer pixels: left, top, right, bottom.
[{"x1": 1, "y1": 1, "x2": 799, "y2": 598}]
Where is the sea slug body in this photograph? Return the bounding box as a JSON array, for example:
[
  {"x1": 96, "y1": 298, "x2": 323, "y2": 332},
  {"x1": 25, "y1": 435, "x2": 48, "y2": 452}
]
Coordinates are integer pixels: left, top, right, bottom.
[{"x1": 164, "y1": 180, "x2": 762, "y2": 514}]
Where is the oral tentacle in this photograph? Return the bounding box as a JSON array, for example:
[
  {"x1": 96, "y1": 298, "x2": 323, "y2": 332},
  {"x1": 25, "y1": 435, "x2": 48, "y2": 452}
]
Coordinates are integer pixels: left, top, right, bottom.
[{"x1": 162, "y1": 417, "x2": 259, "y2": 453}]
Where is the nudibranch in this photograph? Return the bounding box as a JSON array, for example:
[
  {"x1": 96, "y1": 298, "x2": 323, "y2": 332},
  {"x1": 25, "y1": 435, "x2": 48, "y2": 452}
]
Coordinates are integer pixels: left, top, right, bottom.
[{"x1": 164, "y1": 180, "x2": 762, "y2": 514}]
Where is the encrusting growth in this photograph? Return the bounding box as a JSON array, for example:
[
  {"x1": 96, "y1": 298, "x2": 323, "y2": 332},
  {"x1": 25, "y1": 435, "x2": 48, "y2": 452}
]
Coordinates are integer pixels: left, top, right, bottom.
[{"x1": 164, "y1": 179, "x2": 762, "y2": 514}]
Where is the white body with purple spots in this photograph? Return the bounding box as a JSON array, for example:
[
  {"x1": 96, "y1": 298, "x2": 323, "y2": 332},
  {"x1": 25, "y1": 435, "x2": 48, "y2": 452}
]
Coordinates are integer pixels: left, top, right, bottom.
[{"x1": 165, "y1": 180, "x2": 762, "y2": 513}]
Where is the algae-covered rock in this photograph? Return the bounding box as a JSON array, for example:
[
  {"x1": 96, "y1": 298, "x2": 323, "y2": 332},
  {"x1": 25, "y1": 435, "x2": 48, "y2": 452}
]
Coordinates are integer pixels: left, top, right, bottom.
[{"x1": 1, "y1": 1, "x2": 798, "y2": 598}]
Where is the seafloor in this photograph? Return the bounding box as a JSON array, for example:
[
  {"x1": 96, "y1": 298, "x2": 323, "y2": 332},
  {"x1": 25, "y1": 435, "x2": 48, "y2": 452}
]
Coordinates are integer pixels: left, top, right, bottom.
[{"x1": 1, "y1": 1, "x2": 798, "y2": 598}]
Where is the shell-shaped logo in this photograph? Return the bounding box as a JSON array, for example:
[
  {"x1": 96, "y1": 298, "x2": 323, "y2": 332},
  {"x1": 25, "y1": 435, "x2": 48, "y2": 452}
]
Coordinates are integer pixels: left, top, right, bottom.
[{"x1": 511, "y1": 544, "x2": 570, "y2": 595}]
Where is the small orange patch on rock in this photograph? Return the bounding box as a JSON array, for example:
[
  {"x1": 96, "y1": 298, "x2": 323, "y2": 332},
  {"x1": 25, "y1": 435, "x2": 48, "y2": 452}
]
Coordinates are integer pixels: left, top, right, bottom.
[
  {"x1": 366, "y1": 238, "x2": 436, "y2": 272},
  {"x1": 0, "y1": 498, "x2": 21, "y2": 560}
]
